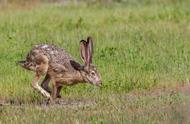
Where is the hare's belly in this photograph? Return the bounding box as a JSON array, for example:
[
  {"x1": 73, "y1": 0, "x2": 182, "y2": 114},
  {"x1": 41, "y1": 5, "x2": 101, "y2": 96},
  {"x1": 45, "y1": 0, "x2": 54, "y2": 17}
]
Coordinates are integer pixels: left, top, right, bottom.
[
  {"x1": 54, "y1": 76, "x2": 79, "y2": 86},
  {"x1": 48, "y1": 70, "x2": 79, "y2": 86}
]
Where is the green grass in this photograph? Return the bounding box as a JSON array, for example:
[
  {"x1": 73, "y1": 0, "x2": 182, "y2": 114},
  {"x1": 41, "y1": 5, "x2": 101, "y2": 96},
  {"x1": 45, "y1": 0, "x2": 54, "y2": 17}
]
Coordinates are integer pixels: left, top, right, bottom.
[{"x1": 0, "y1": 0, "x2": 190, "y2": 123}]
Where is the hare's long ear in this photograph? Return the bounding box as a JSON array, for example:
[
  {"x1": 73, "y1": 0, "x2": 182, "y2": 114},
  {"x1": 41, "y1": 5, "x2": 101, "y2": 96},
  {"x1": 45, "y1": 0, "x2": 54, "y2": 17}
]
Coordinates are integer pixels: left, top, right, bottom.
[
  {"x1": 80, "y1": 40, "x2": 88, "y2": 64},
  {"x1": 86, "y1": 36, "x2": 93, "y2": 64}
]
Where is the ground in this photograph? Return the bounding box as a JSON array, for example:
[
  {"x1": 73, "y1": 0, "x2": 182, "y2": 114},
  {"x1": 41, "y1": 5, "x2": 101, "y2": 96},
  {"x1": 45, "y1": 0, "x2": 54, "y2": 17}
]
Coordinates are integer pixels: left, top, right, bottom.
[{"x1": 1, "y1": 84, "x2": 190, "y2": 124}]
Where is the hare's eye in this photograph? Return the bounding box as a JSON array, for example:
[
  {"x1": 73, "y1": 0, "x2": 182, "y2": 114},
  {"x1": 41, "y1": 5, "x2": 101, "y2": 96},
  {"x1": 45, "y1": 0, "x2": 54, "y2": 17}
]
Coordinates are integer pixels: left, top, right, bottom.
[{"x1": 91, "y1": 71, "x2": 95, "y2": 76}]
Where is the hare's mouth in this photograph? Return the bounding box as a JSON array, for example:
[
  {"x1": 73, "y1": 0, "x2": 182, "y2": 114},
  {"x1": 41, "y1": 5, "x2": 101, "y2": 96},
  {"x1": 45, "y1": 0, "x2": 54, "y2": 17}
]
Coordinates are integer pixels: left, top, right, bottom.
[
  {"x1": 96, "y1": 80, "x2": 102, "y2": 87},
  {"x1": 95, "y1": 83, "x2": 101, "y2": 87},
  {"x1": 90, "y1": 80, "x2": 102, "y2": 87}
]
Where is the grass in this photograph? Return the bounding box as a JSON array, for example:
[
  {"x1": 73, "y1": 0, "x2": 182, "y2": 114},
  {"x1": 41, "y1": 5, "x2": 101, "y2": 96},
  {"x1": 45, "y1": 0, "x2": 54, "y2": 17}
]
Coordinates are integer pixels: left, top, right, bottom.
[{"x1": 0, "y1": 0, "x2": 190, "y2": 123}]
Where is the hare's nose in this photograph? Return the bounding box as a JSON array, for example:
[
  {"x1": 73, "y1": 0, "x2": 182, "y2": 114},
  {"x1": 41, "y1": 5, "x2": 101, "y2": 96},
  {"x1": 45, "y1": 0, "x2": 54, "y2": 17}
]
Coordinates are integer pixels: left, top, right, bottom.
[{"x1": 97, "y1": 80, "x2": 102, "y2": 86}]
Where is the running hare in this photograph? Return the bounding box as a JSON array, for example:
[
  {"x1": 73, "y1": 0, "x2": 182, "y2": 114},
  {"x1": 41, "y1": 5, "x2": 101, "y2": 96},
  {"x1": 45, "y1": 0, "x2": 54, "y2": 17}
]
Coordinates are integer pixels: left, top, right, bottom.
[{"x1": 18, "y1": 37, "x2": 101, "y2": 101}]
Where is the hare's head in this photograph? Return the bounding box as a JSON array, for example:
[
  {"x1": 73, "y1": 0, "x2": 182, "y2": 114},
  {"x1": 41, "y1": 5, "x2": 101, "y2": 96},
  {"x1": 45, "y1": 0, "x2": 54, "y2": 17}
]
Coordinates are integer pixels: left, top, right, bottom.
[{"x1": 74, "y1": 37, "x2": 101, "y2": 86}]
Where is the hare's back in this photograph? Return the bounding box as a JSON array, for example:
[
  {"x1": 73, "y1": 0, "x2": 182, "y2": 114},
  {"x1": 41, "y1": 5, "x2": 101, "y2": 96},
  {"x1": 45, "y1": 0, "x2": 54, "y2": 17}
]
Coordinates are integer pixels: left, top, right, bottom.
[
  {"x1": 33, "y1": 44, "x2": 73, "y2": 63},
  {"x1": 26, "y1": 44, "x2": 73, "y2": 64}
]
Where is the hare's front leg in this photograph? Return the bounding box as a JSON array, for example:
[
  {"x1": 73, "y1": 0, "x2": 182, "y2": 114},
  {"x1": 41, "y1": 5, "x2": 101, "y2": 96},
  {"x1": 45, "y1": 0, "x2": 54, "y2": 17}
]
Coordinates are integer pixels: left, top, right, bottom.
[
  {"x1": 32, "y1": 73, "x2": 51, "y2": 98},
  {"x1": 56, "y1": 86, "x2": 62, "y2": 98},
  {"x1": 41, "y1": 74, "x2": 51, "y2": 93},
  {"x1": 49, "y1": 81, "x2": 58, "y2": 103},
  {"x1": 41, "y1": 74, "x2": 62, "y2": 98}
]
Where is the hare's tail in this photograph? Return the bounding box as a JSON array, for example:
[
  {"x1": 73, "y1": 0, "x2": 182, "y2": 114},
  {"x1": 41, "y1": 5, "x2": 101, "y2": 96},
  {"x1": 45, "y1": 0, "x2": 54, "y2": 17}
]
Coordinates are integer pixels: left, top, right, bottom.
[
  {"x1": 17, "y1": 60, "x2": 35, "y2": 71},
  {"x1": 17, "y1": 60, "x2": 26, "y2": 65}
]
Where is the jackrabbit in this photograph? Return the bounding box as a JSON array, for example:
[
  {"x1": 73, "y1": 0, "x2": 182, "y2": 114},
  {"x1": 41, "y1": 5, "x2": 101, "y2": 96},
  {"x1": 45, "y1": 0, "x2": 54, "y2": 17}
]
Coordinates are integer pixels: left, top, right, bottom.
[{"x1": 18, "y1": 37, "x2": 101, "y2": 101}]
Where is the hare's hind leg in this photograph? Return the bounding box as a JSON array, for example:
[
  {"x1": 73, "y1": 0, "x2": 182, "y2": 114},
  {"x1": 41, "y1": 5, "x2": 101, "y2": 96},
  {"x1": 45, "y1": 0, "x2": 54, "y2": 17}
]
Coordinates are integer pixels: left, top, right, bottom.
[{"x1": 32, "y1": 73, "x2": 51, "y2": 98}]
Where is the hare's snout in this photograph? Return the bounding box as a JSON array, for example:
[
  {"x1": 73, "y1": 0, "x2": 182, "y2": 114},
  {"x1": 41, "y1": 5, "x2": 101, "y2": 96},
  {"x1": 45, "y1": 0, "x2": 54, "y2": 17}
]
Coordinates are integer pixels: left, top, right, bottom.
[
  {"x1": 96, "y1": 80, "x2": 102, "y2": 86},
  {"x1": 92, "y1": 78, "x2": 102, "y2": 86}
]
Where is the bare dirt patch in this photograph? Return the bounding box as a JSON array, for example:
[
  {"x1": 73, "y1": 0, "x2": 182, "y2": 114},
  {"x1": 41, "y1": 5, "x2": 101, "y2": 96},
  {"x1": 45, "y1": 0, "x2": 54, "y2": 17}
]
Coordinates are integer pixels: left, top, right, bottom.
[
  {"x1": 127, "y1": 83, "x2": 190, "y2": 98},
  {"x1": 1, "y1": 84, "x2": 190, "y2": 107},
  {"x1": 0, "y1": 98, "x2": 97, "y2": 108}
]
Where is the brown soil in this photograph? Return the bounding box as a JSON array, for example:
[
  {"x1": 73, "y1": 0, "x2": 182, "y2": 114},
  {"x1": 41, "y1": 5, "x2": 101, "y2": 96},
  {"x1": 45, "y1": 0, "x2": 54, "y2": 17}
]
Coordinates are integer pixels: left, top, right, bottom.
[{"x1": 1, "y1": 84, "x2": 190, "y2": 107}]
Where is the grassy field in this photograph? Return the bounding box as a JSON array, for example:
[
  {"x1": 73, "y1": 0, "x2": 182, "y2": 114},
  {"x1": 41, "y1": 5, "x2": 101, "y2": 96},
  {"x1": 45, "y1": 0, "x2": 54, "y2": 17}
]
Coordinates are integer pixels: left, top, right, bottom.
[{"x1": 0, "y1": 0, "x2": 190, "y2": 123}]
